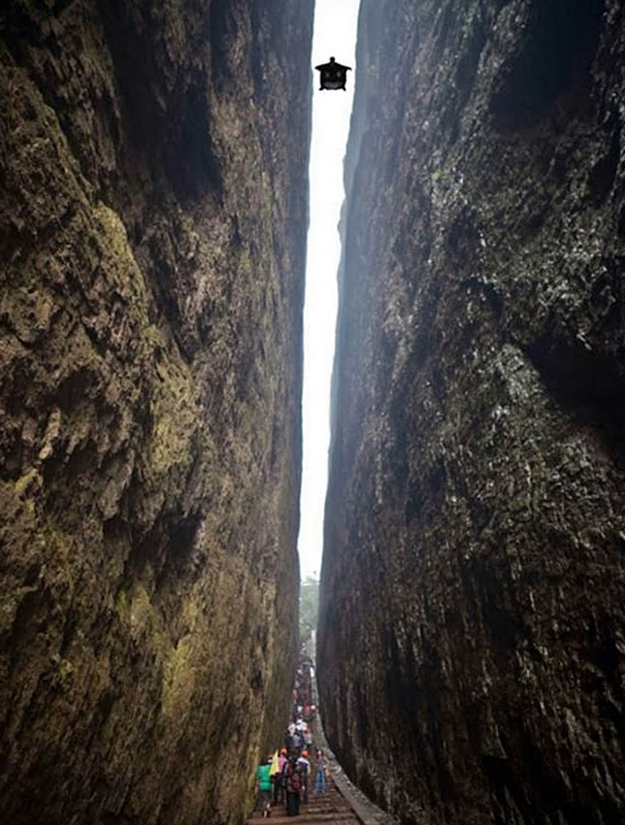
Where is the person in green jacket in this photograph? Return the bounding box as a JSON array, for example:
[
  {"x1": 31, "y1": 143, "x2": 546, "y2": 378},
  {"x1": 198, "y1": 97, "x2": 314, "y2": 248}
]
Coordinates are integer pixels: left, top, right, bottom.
[{"x1": 256, "y1": 756, "x2": 273, "y2": 817}]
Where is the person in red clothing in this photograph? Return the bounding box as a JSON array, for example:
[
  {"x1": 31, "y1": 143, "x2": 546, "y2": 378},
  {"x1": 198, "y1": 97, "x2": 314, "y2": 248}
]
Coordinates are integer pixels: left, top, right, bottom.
[{"x1": 284, "y1": 755, "x2": 303, "y2": 816}]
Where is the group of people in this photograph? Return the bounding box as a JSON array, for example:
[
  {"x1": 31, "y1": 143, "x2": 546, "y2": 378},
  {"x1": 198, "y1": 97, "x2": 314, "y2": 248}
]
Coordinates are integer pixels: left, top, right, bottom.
[
  {"x1": 256, "y1": 660, "x2": 329, "y2": 818},
  {"x1": 256, "y1": 740, "x2": 329, "y2": 818}
]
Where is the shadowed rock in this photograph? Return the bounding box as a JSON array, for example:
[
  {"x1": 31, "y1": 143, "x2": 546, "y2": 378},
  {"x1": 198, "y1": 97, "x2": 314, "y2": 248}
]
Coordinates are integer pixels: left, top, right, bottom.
[{"x1": 319, "y1": 1, "x2": 625, "y2": 823}]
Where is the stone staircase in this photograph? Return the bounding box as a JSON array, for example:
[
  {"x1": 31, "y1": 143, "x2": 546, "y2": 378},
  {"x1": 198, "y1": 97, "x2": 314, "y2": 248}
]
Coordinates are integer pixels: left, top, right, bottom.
[{"x1": 248, "y1": 777, "x2": 362, "y2": 825}]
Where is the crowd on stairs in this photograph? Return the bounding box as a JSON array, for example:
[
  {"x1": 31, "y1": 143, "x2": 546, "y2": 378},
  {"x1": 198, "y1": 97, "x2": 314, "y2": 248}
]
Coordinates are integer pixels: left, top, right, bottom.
[
  {"x1": 255, "y1": 740, "x2": 330, "y2": 818},
  {"x1": 254, "y1": 656, "x2": 330, "y2": 818},
  {"x1": 249, "y1": 654, "x2": 369, "y2": 825}
]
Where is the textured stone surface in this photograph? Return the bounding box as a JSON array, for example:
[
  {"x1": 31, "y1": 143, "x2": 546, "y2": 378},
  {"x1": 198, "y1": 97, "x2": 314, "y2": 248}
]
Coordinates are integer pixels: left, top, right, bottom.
[
  {"x1": 319, "y1": 1, "x2": 625, "y2": 823},
  {"x1": 0, "y1": 1, "x2": 312, "y2": 822}
]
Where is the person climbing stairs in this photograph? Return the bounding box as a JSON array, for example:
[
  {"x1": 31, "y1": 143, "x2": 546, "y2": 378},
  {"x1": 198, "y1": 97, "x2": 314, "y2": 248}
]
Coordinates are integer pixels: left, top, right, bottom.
[
  {"x1": 250, "y1": 648, "x2": 397, "y2": 825},
  {"x1": 248, "y1": 764, "x2": 361, "y2": 824}
]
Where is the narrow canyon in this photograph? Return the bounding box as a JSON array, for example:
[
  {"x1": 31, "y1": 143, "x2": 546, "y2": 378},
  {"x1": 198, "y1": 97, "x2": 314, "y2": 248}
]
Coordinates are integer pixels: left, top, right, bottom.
[{"x1": 1, "y1": 1, "x2": 625, "y2": 825}]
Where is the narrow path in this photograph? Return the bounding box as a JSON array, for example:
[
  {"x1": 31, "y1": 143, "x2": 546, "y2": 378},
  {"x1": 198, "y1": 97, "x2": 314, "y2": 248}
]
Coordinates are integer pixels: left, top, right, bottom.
[
  {"x1": 248, "y1": 649, "x2": 394, "y2": 825},
  {"x1": 248, "y1": 774, "x2": 361, "y2": 825}
]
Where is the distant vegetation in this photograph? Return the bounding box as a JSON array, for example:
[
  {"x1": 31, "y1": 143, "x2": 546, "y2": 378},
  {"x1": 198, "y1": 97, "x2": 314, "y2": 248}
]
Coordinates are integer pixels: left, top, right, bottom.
[{"x1": 299, "y1": 575, "x2": 319, "y2": 643}]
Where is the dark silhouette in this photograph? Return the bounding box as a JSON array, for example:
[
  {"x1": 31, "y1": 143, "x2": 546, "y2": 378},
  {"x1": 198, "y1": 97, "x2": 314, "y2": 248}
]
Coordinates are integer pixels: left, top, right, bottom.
[{"x1": 315, "y1": 57, "x2": 352, "y2": 91}]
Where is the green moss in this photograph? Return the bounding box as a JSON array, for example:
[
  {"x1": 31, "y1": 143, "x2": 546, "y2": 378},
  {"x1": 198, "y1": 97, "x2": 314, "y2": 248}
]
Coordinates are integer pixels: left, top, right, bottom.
[
  {"x1": 94, "y1": 204, "x2": 149, "y2": 314},
  {"x1": 115, "y1": 586, "x2": 128, "y2": 615},
  {"x1": 14, "y1": 468, "x2": 42, "y2": 498},
  {"x1": 143, "y1": 323, "x2": 168, "y2": 351},
  {"x1": 150, "y1": 354, "x2": 197, "y2": 475},
  {"x1": 48, "y1": 653, "x2": 76, "y2": 692},
  {"x1": 161, "y1": 637, "x2": 196, "y2": 719},
  {"x1": 179, "y1": 209, "x2": 195, "y2": 238},
  {"x1": 129, "y1": 584, "x2": 155, "y2": 637}
]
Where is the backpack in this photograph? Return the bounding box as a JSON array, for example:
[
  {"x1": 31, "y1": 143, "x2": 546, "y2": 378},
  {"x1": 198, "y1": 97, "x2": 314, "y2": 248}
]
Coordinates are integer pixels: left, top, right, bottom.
[{"x1": 286, "y1": 763, "x2": 302, "y2": 793}]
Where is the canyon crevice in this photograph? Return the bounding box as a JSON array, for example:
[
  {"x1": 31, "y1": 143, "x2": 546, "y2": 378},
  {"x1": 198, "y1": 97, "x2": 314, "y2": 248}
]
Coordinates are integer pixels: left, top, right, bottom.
[
  {"x1": 319, "y1": 1, "x2": 625, "y2": 823},
  {"x1": 0, "y1": 1, "x2": 313, "y2": 823}
]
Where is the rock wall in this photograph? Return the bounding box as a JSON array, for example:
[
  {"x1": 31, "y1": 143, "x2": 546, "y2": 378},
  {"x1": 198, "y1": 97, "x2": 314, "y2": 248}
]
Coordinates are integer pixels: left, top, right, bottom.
[
  {"x1": 0, "y1": 1, "x2": 313, "y2": 822},
  {"x1": 319, "y1": 1, "x2": 625, "y2": 823}
]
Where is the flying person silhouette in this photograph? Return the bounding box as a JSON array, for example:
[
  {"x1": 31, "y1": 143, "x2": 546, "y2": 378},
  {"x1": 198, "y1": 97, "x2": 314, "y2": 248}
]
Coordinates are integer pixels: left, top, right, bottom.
[{"x1": 315, "y1": 57, "x2": 352, "y2": 91}]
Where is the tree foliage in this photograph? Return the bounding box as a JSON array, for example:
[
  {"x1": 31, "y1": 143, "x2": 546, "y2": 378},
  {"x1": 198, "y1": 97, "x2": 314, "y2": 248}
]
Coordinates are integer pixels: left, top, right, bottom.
[{"x1": 299, "y1": 575, "x2": 319, "y2": 643}]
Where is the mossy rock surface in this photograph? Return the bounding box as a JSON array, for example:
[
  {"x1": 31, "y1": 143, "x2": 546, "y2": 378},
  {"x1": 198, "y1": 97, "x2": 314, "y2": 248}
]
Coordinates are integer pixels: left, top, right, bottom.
[{"x1": 0, "y1": 1, "x2": 313, "y2": 822}]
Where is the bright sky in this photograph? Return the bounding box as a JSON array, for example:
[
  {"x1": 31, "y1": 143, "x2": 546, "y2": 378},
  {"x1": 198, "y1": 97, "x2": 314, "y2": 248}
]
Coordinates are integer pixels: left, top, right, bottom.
[{"x1": 298, "y1": 0, "x2": 360, "y2": 581}]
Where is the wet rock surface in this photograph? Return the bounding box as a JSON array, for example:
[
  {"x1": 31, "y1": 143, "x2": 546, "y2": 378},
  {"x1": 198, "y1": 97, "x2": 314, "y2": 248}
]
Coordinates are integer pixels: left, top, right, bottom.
[
  {"x1": 319, "y1": 1, "x2": 625, "y2": 823},
  {"x1": 0, "y1": 1, "x2": 312, "y2": 823}
]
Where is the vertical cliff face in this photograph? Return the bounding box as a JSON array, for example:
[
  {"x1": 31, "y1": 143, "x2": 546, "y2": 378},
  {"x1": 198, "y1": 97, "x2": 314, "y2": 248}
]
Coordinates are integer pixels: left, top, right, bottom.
[
  {"x1": 319, "y1": 1, "x2": 625, "y2": 823},
  {"x1": 0, "y1": 1, "x2": 312, "y2": 822}
]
